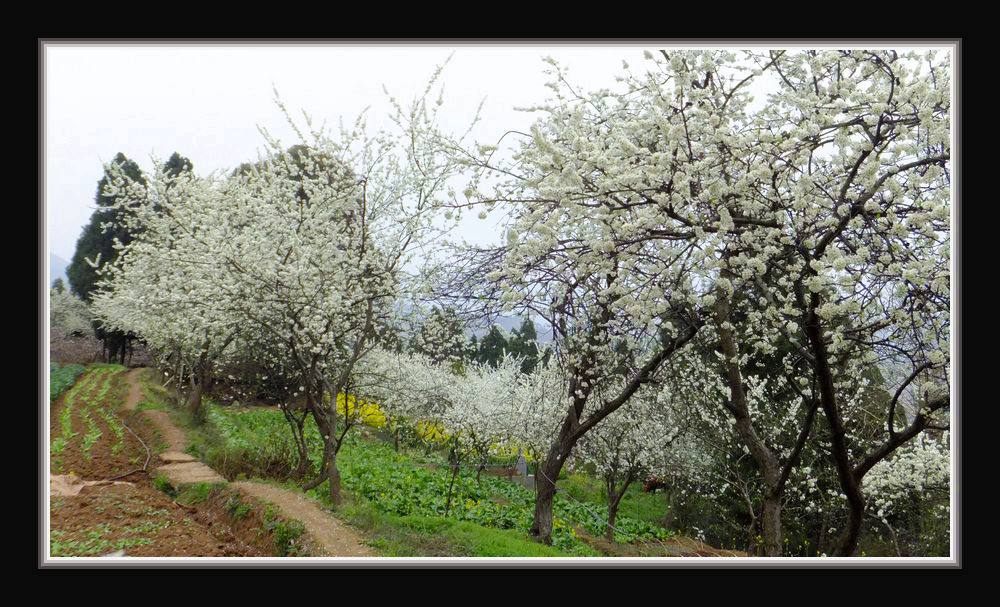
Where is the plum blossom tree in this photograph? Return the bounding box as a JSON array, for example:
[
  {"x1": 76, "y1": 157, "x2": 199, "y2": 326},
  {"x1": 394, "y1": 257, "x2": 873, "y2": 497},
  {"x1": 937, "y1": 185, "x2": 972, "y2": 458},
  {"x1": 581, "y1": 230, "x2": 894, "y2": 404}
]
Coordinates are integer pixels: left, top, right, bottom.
[
  {"x1": 91, "y1": 166, "x2": 243, "y2": 420},
  {"x1": 861, "y1": 431, "x2": 949, "y2": 556},
  {"x1": 574, "y1": 382, "x2": 682, "y2": 540},
  {"x1": 50, "y1": 285, "x2": 93, "y2": 339},
  {"x1": 410, "y1": 306, "x2": 469, "y2": 367},
  {"x1": 717, "y1": 49, "x2": 952, "y2": 556},
  {"x1": 434, "y1": 48, "x2": 950, "y2": 549},
  {"x1": 434, "y1": 51, "x2": 786, "y2": 544},
  {"x1": 94, "y1": 65, "x2": 473, "y2": 504}
]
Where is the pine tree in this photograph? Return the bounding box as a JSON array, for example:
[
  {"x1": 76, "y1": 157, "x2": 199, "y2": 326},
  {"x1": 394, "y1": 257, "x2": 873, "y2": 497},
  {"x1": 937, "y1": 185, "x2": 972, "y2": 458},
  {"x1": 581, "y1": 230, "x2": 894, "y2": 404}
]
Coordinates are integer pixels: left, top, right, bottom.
[
  {"x1": 509, "y1": 316, "x2": 540, "y2": 373},
  {"x1": 67, "y1": 153, "x2": 146, "y2": 302},
  {"x1": 66, "y1": 153, "x2": 148, "y2": 364},
  {"x1": 476, "y1": 324, "x2": 509, "y2": 368},
  {"x1": 163, "y1": 152, "x2": 193, "y2": 178}
]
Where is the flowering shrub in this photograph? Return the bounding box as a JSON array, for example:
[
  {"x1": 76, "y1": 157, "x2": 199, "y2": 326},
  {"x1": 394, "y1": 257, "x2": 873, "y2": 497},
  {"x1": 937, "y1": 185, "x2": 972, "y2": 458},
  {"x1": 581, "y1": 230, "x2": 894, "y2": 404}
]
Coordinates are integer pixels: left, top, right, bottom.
[{"x1": 329, "y1": 393, "x2": 387, "y2": 429}]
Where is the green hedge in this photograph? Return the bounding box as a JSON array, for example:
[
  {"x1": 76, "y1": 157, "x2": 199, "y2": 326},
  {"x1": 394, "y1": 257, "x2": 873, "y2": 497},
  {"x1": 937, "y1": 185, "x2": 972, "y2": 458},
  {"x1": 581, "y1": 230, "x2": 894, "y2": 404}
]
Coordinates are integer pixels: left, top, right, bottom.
[{"x1": 50, "y1": 363, "x2": 86, "y2": 401}]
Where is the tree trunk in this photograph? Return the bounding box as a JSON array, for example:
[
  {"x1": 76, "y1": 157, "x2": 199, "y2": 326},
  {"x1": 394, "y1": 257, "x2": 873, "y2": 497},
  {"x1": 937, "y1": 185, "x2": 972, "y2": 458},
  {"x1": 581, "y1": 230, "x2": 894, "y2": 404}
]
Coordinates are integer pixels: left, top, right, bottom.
[
  {"x1": 530, "y1": 466, "x2": 557, "y2": 544},
  {"x1": 307, "y1": 402, "x2": 342, "y2": 506},
  {"x1": 445, "y1": 463, "x2": 459, "y2": 517},
  {"x1": 302, "y1": 440, "x2": 332, "y2": 491},
  {"x1": 444, "y1": 443, "x2": 461, "y2": 517},
  {"x1": 714, "y1": 283, "x2": 785, "y2": 556},
  {"x1": 327, "y1": 449, "x2": 341, "y2": 505},
  {"x1": 186, "y1": 379, "x2": 203, "y2": 418},
  {"x1": 761, "y1": 493, "x2": 782, "y2": 557},
  {"x1": 530, "y1": 443, "x2": 570, "y2": 545},
  {"x1": 605, "y1": 475, "x2": 629, "y2": 542},
  {"x1": 606, "y1": 499, "x2": 621, "y2": 542},
  {"x1": 802, "y1": 290, "x2": 865, "y2": 557},
  {"x1": 836, "y1": 499, "x2": 865, "y2": 557}
]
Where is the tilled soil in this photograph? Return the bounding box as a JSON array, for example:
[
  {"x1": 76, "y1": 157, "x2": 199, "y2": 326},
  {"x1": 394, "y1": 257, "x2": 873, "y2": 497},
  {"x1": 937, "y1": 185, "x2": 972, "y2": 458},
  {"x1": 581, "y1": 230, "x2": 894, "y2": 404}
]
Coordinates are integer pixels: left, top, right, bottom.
[
  {"x1": 48, "y1": 368, "x2": 268, "y2": 557},
  {"x1": 50, "y1": 369, "x2": 157, "y2": 480},
  {"x1": 50, "y1": 482, "x2": 263, "y2": 557}
]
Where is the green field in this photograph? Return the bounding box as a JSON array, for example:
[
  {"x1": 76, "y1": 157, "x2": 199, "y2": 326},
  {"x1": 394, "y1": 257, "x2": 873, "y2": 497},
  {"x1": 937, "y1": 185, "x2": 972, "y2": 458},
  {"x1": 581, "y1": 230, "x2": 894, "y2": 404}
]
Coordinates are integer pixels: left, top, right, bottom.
[{"x1": 174, "y1": 393, "x2": 675, "y2": 556}]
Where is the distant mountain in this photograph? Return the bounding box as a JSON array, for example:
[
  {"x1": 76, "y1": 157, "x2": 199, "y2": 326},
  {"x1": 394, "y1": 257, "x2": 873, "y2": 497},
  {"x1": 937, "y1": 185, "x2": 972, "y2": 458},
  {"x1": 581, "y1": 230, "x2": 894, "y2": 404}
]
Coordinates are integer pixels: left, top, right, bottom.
[{"x1": 49, "y1": 253, "x2": 70, "y2": 287}]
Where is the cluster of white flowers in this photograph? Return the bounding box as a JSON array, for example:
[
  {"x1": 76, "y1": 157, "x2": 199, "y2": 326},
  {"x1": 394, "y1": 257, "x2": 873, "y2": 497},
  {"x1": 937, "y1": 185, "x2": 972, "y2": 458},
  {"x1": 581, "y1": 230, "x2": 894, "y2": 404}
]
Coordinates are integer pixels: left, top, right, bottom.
[
  {"x1": 49, "y1": 285, "x2": 93, "y2": 339},
  {"x1": 90, "y1": 67, "x2": 476, "y2": 500}
]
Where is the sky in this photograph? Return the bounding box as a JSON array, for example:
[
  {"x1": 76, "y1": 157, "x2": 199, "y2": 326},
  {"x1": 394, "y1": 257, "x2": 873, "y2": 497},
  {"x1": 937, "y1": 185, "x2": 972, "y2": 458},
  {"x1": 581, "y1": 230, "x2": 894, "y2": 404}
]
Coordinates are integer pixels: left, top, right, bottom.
[{"x1": 44, "y1": 44, "x2": 665, "y2": 261}]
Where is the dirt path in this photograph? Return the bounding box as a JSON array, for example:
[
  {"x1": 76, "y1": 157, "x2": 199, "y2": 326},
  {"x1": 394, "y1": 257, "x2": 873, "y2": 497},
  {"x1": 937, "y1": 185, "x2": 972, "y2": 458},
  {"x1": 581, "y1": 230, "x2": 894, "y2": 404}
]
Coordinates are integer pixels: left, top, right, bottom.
[
  {"x1": 231, "y1": 482, "x2": 374, "y2": 557},
  {"x1": 122, "y1": 368, "x2": 146, "y2": 412},
  {"x1": 121, "y1": 369, "x2": 226, "y2": 485},
  {"x1": 117, "y1": 369, "x2": 374, "y2": 557}
]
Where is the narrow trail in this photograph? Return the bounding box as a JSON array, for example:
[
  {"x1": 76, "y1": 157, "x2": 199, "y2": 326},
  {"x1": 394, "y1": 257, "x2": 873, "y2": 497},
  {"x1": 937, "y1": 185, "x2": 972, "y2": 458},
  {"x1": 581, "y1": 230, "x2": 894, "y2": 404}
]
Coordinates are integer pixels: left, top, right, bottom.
[
  {"x1": 123, "y1": 369, "x2": 225, "y2": 485},
  {"x1": 231, "y1": 482, "x2": 375, "y2": 557},
  {"x1": 121, "y1": 369, "x2": 374, "y2": 557}
]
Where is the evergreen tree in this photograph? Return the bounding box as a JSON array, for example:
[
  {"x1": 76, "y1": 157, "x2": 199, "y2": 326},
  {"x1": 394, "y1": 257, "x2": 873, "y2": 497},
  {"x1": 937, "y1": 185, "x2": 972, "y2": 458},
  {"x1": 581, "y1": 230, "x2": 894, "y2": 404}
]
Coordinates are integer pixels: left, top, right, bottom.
[
  {"x1": 476, "y1": 324, "x2": 509, "y2": 368},
  {"x1": 163, "y1": 152, "x2": 193, "y2": 178},
  {"x1": 67, "y1": 153, "x2": 146, "y2": 301},
  {"x1": 66, "y1": 153, "x2": 146, "y2": 363},
  {"x1": 508, "y1": 316, "x2": 540, "y2": 373},
  {"x1": 466, "y1": 334, "x2": 480, "y2": 362}
]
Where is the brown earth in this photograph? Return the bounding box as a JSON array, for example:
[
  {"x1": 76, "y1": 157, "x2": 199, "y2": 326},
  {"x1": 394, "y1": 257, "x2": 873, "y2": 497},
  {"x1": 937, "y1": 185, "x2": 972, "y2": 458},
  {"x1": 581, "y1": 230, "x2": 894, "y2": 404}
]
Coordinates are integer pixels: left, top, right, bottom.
[
  {"x1": 231, "y1": 481, "x2": 374, "y2": 557},
  {"x1": 50, "y1": 481, "x2": 260, "y2": 557},
  {"x1": 121, "y1": 369, "x2": 227, "y2": 485},
  {"x1": 142, "y1": 411, "x2": 189, "y2": 452},
  {"x1": 49, "y1": 367, "x2": 288, "y2": 557},
  {"x1": 49, "y1": 368, "x2": 158, "y2": 479},
  {"x1": 574, "y1": 526, "x2": 746, "y2": 557}
]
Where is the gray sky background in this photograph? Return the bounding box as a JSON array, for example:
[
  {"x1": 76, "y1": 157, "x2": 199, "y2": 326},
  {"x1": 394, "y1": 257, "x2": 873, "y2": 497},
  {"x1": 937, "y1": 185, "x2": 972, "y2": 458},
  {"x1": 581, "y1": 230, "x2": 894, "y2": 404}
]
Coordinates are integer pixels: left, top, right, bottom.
[{"x1": 45, "y1": 45, "x2": 664, "y2": 260}]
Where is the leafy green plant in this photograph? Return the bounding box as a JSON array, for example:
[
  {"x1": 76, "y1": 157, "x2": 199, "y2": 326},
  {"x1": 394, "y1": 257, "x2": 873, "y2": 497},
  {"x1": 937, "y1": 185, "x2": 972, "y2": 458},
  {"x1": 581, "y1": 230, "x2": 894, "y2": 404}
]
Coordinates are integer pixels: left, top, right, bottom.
[
  {"x1": 50, "y1": 363, "x2": 86, "y2": 401},
  {"x1": 225, "y1": 494, "x2": 252, "y2": 520},
  {"x1": 191, "y1": 402, "x2": 674, "y2": 554},
  {"x1": 153, "y1": 474, "x2": 177, "y2": 497}
]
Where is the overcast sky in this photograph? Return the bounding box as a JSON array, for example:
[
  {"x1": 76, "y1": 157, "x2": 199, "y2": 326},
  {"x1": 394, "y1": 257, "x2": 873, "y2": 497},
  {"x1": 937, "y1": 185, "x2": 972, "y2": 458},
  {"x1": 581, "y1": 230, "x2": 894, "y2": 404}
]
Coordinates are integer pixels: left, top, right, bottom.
[{"x1": 44, "y1": 45, "x2": 672, "y2": 260}]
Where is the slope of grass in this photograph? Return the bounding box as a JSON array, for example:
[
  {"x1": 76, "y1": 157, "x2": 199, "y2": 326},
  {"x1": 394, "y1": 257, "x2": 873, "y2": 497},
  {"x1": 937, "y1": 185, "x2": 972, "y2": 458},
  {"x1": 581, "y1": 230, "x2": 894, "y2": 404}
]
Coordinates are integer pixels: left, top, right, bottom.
[
  {"x1": 559, "y1": 472, "x2": 671, "y2": 529},
  {"x1": 331, "y1": 495, "x2": 571, "y2": 557}
]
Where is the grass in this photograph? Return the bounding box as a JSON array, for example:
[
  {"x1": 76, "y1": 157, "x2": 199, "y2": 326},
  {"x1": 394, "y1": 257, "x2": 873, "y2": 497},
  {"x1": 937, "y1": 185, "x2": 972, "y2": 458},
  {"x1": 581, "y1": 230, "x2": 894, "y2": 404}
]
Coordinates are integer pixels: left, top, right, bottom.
[
  {"x1": 261, "y1": 504, "x2": 307, "y2": 556},
  {"x1": 224, "y1": 492, "x2": 254, "y2": 520},
  {"x1": 153, "y1": 474, "x2": 177, "y2": 497},
  {"x1": 176, "y1": 482, "x2": 224, "y2": 506},
  {"x1": 559, "y1": 471, "x2": 671, "y2": 529},
  {"x1": 334, "y1": 496, "x2": 572, "y2": 557}
]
